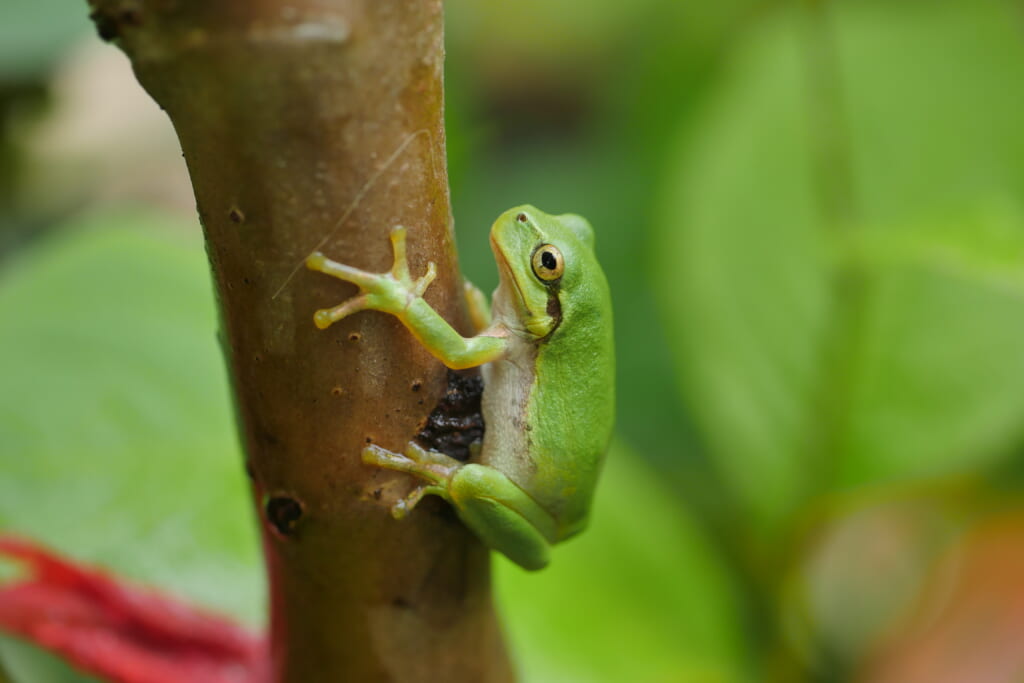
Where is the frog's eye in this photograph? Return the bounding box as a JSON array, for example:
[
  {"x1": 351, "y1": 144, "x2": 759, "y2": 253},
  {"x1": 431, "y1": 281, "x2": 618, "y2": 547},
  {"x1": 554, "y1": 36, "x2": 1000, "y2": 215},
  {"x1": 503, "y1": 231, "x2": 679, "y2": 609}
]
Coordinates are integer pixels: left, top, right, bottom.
[{"x1": 531, "y1": 244, "x2": 564, "y2": 282}]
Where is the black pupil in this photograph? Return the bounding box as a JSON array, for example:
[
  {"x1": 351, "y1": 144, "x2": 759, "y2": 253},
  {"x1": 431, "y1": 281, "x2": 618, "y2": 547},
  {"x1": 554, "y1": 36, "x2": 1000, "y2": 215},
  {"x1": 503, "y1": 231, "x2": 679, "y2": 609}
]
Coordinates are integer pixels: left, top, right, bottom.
[{"x1": 541, "y1": 251, "x2": 557, "y2": 270}]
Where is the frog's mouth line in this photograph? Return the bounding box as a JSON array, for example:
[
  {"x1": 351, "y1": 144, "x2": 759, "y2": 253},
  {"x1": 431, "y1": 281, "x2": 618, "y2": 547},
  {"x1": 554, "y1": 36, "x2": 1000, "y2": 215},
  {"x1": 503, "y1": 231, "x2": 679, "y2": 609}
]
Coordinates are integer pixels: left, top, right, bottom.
[{"x1": 490, "y1": 237, "x2": 528, "y2": 313}]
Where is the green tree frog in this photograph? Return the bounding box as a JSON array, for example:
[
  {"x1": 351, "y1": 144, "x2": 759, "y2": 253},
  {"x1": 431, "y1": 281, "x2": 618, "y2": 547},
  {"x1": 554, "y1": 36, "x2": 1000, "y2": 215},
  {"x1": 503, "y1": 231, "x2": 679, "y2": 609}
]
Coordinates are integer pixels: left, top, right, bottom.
[{"x1": 305, "y1": 206, "x2": 614, "y2": 570}]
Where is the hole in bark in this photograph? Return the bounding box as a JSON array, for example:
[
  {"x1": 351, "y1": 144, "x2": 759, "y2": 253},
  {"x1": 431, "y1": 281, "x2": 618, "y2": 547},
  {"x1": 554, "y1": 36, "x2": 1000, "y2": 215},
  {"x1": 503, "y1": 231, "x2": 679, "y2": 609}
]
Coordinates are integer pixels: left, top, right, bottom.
[
  {"x1": 266, "y1": 496, "x2": 304, "y2": 537},
  {"x1": 416, "y1": 370, "x2": 484, "y2": 462},
  {"x1": 228, "y1": 206, "x2": 245, "y2": 223}
]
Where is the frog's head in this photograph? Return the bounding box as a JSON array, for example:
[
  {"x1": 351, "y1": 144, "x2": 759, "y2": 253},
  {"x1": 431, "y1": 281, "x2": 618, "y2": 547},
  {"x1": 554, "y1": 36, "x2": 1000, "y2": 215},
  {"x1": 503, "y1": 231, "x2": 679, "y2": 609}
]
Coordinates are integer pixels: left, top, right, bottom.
[{"x1": 489, "y1": 205, "x2": 599, "y2": 339}]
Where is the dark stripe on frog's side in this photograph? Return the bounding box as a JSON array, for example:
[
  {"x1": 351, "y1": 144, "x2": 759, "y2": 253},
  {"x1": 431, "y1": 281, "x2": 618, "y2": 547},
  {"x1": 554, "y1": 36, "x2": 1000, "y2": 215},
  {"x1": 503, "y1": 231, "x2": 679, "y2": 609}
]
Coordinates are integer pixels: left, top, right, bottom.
[{"x1": 542, "y1": 291, "x2": 562, "y2": 340}]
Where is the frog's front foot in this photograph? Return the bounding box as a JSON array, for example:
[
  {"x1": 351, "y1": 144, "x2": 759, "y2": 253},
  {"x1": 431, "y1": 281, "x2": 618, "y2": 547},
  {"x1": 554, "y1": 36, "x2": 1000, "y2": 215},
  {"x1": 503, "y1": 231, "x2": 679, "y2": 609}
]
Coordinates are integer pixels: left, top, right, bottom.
[
  {"x1": 362, "y1": 442, "x2": 462, "y2": 519},
  {"x1": 306, "y1": 226, "x2": 437, "y2": 329}
]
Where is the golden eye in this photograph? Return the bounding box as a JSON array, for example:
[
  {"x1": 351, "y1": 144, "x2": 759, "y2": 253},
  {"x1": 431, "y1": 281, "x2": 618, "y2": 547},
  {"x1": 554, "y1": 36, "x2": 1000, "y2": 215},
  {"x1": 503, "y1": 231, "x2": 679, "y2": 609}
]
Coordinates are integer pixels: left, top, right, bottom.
[{"x1": 531, "y1": 244, "x2": 564, "y2": 282}]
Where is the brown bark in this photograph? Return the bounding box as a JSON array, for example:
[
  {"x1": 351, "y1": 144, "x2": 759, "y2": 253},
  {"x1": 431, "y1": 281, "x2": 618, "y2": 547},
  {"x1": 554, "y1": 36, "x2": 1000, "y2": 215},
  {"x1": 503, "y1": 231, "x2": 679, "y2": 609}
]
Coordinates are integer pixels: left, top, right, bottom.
[{"x1": 85, "y1": 1, "x2": 513, "y2": 681}]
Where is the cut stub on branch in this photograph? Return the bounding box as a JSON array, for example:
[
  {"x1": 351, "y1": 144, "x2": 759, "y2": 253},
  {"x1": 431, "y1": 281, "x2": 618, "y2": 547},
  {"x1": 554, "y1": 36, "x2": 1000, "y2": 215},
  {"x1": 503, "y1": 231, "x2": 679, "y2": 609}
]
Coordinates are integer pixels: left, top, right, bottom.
[{"x1": 0, "y1": 536, "x2": 267, "y2": 683}]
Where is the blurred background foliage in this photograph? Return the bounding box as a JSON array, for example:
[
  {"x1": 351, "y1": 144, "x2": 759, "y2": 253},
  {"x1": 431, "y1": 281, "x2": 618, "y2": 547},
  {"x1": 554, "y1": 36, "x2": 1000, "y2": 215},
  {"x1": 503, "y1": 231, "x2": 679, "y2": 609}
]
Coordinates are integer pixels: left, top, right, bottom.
[{"x1": 2, "y1": 0, "x2": 1024, "y2": 680}]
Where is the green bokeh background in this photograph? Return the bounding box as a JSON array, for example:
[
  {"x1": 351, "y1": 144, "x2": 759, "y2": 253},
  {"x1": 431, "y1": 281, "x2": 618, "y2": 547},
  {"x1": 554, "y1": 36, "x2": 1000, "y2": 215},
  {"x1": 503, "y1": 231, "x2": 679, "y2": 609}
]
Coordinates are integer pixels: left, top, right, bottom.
[{"x1": 3, "y1": 1, "x2": 1024, "y2": 681}]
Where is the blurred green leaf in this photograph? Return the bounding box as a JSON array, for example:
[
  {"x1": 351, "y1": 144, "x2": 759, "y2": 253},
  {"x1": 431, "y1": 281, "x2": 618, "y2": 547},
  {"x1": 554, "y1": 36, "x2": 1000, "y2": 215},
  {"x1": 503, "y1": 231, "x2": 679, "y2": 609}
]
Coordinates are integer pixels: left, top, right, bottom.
[
  {"x1": 0, "y1": 0, "x2": 90, "y2": 84},
  {"x1": 618, "y1": 0, "x2": 777, "y2": 170},
  {"x1": 0, "y1": 212, "x2": 263, "y2": 626},
  {"x1": 656, "y1": 8, "x2": 829, "y2": 534},
  {"x1": 656, "y1": 0, "x2": 1024, "y2": 533},
  {"x1": 839, "y1": 203, "x2": 1024, "y2": 484},
  {"x1": 496, "y1": 441, "x2": 745, "y2": 683},
  {"x1": 0, "y1": 637, "x2": 99, "y2": 683},
  {"x1": 840, "y1": 201, "x2": 1024, "y2": 299}
]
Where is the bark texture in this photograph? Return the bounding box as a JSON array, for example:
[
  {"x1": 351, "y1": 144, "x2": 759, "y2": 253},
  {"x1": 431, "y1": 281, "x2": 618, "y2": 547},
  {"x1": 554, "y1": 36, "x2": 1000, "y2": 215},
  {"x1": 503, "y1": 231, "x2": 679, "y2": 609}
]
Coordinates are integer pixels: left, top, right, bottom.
[{"x1": 85, "y1": 1, "x2": 513, "y2": 680}]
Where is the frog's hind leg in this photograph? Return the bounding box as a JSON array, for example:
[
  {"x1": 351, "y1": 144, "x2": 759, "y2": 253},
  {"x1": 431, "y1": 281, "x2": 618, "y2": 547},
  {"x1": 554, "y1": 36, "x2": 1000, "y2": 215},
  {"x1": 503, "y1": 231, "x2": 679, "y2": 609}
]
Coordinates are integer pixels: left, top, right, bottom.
[
  {"x1": 448, "y1": 464, "x2": 557, "y2": 571},
  {"x1": 363, "y1": 443, "x2": 558, "y2": 571}
]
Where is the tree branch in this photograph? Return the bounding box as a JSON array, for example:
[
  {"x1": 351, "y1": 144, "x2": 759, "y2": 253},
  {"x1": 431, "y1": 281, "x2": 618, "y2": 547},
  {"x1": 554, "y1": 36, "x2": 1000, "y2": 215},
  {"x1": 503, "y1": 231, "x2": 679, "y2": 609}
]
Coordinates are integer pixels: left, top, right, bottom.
[{"x1": 85, "y1": 1, "x2": 512, "y2": 680}]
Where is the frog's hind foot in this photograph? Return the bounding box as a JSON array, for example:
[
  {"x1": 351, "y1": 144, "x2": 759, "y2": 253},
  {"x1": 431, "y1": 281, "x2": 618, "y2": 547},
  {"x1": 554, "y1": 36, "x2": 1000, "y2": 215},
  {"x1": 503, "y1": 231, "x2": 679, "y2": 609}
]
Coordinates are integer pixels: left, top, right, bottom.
[
  {"x1": 392, "y1": 483, "x2": 445, "y2": 519},
  {"x1": 362, "y1": 442, "x2": 461, "y2": 517}
]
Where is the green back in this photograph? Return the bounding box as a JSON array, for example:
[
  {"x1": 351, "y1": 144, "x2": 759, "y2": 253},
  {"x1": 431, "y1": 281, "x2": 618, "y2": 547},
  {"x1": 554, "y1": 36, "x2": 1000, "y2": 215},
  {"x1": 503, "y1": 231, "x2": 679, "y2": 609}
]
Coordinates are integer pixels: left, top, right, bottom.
[{"x1": 524, "y1": 215, "x2": 615, "y2": 538}]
